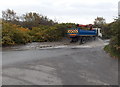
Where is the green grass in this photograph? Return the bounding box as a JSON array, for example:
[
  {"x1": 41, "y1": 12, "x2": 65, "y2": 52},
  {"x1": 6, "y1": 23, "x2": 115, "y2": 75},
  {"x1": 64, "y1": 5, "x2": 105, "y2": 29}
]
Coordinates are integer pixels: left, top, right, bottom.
[{"x1": 104, "y1": 45, "x2": 120, "y2": 59}]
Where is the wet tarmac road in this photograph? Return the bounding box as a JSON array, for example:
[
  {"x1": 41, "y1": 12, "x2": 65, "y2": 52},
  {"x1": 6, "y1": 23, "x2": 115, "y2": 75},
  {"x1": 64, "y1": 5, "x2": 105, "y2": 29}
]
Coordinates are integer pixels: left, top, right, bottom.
[{"x1": 2, "y1": 38, "x2": 118, "y2": 85}]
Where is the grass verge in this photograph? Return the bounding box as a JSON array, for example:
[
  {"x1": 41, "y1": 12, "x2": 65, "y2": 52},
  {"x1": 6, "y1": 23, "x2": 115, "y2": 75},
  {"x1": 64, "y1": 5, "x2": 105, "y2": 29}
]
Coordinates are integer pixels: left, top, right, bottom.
[{"x1": 104, "y1": 45, "x2": 120, "y2": 59}]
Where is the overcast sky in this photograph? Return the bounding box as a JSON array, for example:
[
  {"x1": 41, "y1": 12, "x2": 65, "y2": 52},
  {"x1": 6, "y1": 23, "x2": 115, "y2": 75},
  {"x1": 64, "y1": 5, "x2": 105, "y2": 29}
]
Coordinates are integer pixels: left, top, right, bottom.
[{"x1": 0, "y1": 0, "x2": 119, "y2": 24}]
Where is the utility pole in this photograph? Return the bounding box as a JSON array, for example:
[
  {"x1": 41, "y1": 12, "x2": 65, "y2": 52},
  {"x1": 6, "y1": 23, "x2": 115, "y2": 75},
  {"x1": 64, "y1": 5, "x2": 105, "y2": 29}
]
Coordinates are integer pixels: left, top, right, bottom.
[{"x1": 118, "y1": 1, "x2": 120, "y2": 18}]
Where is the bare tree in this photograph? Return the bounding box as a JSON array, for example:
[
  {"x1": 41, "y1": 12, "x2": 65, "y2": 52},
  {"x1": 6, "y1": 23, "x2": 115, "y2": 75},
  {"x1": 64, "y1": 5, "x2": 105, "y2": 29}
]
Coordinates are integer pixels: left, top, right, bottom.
[
  {"x1": 94, "y1": 17, "x2": 106, "y2": 28},
  {"x1": 2, "y1": 9, "x2": 17, "y2": 21}
]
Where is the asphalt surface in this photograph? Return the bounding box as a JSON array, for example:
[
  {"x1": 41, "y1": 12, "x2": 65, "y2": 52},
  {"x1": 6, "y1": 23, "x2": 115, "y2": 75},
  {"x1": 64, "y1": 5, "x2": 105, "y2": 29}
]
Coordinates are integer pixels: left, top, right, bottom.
[{"x1": 2, "y1": 38, "x2": 118, "y2": 85}]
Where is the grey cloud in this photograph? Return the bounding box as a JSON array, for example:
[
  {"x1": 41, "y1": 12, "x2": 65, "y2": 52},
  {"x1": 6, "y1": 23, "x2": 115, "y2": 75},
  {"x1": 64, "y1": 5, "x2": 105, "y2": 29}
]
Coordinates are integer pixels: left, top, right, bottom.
[{"x1": 0, "y1": 0, "x2": 118, "y2": 24}]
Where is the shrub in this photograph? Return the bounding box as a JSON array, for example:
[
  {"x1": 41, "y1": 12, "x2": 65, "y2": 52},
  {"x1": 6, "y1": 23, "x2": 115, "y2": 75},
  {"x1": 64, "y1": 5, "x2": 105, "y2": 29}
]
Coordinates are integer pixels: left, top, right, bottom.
[
  {"x1": 30, "y1": 24, "x2": 67, "y2": 42},
  {"x1": 2, "y1": 22, "x2": 31, "y2": 45},
  {"x1": 12, "y1": 29, "x2": 31, "y2": 44},
  {"x1": 104, "y1": 19, "x2": 120, "y2": 58},
  {"x1": 2, "y1": 36, "x2": 15, "y2": 46}
]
